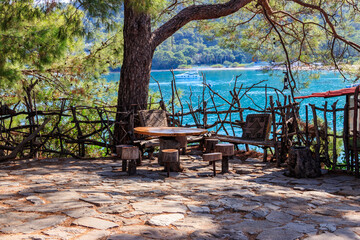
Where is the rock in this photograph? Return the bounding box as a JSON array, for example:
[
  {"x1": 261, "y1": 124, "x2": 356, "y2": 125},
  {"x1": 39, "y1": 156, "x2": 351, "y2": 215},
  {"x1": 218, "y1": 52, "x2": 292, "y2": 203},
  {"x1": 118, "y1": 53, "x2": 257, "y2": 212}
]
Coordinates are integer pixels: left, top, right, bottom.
[
  {"x1": 26, "y1": 196, "x2": 45, "y2": 205},
  {"x1": 72, "y1": 217, "x2": 118, "y2": 230},
  {"x1": 251, "y1": 208, "x2": 270, "y2": 218},
  {"x1": 284, "y1": 222, "x2": 317, "y2": 234},
  {"x1": 173, "y1": 215, "x2": 217, "y2": 232},
  {"x1": 131, "y1": 200, "x2": 187, "y2": 214},
  {"x1": 256, "y1": 227, "x2": 304, "y2": 240},
  {"x1": 187, "y1": 205, "x2": 211, "y2": 213},
  {"x1": 305, "y1": 232, "x2": 352, "y2": 240},
  {"x1": 98, "y1": 204, "x2": 129, "y2": 214},
  {"x1": 63, "y1": 208, "x2": 97, "y2": 218},
  {"x1": 120, "y1": 225, "x2": 186, "y2": 239},
  {"x1": 0, "y1": 182, "x2": 20, "y2": 187},
  {"x1": 76, "y1": 230, "x2": 110, "y2": 240},
  {"x1": 265, "y1": 211, "x2": 293, "y2": 224},
  {"x1": 42, "y1": 226, "x2": 86, "y2": 239},
  {"x1": 42, "y1": 191, "x2": 81, "y2": 202},
  {"x1": 16, "y1": 201, "x2": 93, "y2": 213},
  {"x1": 218, "y1": 198, "x2": 261, "y2": 212},
  {"x1": 108, "y1": 234, "x2": 146, "y2": 240},
  {"x1": 319, "y1": 223, "x2": 337, "y2": 232},
  {"x1": 147, "y1": 214, "x2": 184, "y2": 226},
  {"x1": 0, "y1": 215, "x2": 67, "y2": 234},
  {"x1": 80, "y1": 193, "x2": 114, "y2": 206},
  {"x1": 228, "y1": 220, "x2": 278, "y2": 234}
]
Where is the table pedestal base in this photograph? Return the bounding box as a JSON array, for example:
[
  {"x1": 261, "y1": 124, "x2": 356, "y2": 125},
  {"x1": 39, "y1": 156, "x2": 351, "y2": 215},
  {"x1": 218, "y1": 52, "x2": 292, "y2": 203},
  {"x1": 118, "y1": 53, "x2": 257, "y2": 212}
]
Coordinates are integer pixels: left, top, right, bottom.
[{"x1": 158, "y1": 137, "x2": 183, "y2": 172}]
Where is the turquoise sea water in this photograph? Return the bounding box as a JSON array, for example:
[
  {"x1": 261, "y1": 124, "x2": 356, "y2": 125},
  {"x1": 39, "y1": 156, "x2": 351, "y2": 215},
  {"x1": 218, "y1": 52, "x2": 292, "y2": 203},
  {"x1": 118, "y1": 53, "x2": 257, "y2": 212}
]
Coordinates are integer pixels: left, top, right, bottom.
[{"x1": 106, "y1": 69, "x2": 346, "y2": 136}]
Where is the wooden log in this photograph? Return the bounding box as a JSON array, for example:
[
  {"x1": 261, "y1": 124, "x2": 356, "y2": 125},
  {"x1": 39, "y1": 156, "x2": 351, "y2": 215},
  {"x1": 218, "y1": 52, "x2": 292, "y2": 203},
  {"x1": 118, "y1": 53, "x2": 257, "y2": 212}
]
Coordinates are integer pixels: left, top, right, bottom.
[
  {"x1": 205, "y1": 138, "x2": 219, "y2": 153},
  {"x1": 203, "y1": 152, "x2": 222, "y2": 176},
  {"x1": 203, "y1": 152, "x2": 222, "y2": 162},
  {"x1": 175, "y1": 136, "x2": 187, "y2": 155},
  {"x1": 116, "y1": 145, "x2": 133, "y2": 158},
  {"x1": 116, "y1": 145, "x2": 139, "y2": 175},
  {"x1": 159, "y1": 138, "x2": 182, "y2": 172},
  {"x1": 122, "y1": 160, "x2": 127, "y2": 172},
  {"x1": 128, "y1": 160, "x2": 137, "y2": 175},
  {"x1": 215, "y1": 143, "x2": 234, "y2": 173},
  {"x1": 215, "y1": 143, "x2": 234, "y2": 157},
  {"x1": 158, "y1": 137, "x2": 180, "y2": 164},
  {"x1": 121, "y1": 146, "x2": 140, "y2": 160},
  {"x1": 162, "y1": 149, "x2": 179, "y2": 177},
  {"x1": 286, "y1": 146, "x2": 321, "y2": 178}
]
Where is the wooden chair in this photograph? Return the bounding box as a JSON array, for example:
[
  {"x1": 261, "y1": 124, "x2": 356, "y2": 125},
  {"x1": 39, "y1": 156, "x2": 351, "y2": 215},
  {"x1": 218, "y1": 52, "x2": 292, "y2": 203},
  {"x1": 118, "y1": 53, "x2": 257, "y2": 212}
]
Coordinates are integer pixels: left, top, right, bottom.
[
  {"x1": 134, "y1": 110, "x2": 167, "y2": 160},
  {"x1": 216, "y1": 114, "x2": 274, "y2": 162}
]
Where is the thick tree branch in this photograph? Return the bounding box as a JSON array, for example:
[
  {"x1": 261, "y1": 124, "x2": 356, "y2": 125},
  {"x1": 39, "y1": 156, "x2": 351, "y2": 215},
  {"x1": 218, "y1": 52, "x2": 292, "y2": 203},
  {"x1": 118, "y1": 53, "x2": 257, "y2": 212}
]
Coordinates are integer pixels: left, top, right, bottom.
[
  {"x1": 151, "y1": 0, "x2": 254, "y2": 49},
  {"x1": 291, "y1": 0, "x2": 360, "y2": 52}
]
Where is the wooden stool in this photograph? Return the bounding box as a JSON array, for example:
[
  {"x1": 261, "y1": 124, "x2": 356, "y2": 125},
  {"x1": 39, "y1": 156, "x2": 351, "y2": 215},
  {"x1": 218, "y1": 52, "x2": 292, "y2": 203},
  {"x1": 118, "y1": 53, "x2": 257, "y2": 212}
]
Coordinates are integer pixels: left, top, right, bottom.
[
  {"x1": 162, "y1": 149, "x2": 179, "y2": 177},
  {"x1": 203, "y1": 152, "x2": 222, "y2": 176},
  {"x1": 116, "y1": 145, "x2": 139, "y2": 175},
  {"x1": 215, "y1": 143, "x2": 234, "y2": 173},
  {"x1": 205, "y1": 138, "x2": 219, "y2": 153}
]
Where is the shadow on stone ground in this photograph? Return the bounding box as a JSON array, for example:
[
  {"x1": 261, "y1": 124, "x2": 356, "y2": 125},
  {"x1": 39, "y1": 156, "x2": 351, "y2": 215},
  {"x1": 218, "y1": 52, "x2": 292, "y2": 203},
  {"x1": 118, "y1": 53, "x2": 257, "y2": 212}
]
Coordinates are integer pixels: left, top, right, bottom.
[{"x1": 0, "y1": 152, "x2": 359, "y2": 240}]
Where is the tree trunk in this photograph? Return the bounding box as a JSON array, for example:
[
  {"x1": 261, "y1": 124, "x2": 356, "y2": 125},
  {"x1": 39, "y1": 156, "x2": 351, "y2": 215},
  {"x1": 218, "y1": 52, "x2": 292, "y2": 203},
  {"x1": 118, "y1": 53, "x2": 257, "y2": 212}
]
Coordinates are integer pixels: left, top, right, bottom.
[
  {"x1": 113, "y1": 0, "x2": 254, "y2": 144},
  {"x1": 114, "y1": 2, "x2": 154, "y2": 144},
  {"x1": 286, "y1": 146, "x2": 321, "y2": 178}
]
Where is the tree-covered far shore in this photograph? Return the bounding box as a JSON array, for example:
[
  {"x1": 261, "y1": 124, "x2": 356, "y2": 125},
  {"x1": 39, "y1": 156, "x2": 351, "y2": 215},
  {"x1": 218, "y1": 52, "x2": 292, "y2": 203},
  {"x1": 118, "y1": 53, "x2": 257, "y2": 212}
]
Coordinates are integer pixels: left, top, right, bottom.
[{"x1": 152, "y1": 27, "x2": 253, "y2": 70}]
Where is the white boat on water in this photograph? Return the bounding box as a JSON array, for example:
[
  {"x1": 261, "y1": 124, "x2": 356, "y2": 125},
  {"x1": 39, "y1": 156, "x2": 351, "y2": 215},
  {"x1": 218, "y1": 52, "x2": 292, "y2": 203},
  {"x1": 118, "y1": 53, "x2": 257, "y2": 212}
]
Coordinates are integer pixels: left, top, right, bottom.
[{"x1": 175, "y1": 71, "x2": 201, "y2": 79}]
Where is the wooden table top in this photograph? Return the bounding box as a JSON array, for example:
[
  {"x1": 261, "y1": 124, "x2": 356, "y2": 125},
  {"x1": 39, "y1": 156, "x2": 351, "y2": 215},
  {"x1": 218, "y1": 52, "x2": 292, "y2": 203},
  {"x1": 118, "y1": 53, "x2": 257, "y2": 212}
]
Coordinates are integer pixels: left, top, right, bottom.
[{"x1": 134, "y1": 127, "x2": 208, "y2": 137}]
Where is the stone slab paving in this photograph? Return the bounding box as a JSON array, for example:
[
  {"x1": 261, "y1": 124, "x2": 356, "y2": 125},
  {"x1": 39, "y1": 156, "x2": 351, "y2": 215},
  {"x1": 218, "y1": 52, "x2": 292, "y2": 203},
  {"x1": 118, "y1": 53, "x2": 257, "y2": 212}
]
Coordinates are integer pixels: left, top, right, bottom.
[{"x1": 0, "y1": 155, "x2": 359, "y2": 239}]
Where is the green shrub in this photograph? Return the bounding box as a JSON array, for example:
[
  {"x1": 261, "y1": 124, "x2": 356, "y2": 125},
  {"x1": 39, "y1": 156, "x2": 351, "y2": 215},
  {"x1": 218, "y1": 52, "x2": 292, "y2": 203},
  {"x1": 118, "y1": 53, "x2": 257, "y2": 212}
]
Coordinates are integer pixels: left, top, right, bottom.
[
  {"x1": 211, "y1": 64, "x2": 224, "y2": 68},
  {"x1": 178, "y1": 64, "x2": 192, "y2": 69}
]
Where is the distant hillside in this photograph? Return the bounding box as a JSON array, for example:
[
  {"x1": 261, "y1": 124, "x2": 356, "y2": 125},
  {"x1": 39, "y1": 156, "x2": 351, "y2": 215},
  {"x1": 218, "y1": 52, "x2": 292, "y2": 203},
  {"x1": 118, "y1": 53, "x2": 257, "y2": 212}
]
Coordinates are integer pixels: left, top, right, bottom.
[{"x1": 152, "y1": 28, "x2": 252, "y2": 70}]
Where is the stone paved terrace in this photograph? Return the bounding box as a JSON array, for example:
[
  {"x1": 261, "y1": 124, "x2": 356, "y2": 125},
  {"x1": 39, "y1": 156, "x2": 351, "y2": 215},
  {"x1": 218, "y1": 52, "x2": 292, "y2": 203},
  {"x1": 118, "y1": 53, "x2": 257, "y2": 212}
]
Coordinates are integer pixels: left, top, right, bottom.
[{"x1": 0, "y1": 153, "x2": 359, "y2": 240}]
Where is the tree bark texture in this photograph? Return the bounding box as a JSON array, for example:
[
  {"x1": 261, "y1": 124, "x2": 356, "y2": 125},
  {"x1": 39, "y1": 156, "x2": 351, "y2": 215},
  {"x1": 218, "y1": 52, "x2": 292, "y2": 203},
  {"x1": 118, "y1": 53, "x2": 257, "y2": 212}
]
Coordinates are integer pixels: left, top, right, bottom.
[
  {"x1": 286, "y1": 146, "x2": 321, "y2": 178},
  {"x1": 114, "y1": 2, "x2": 154, "y2": 143},
  {"x1": 114, "y1": 0, "x2": 253, "y2": 144},
  {"x1": 159, "y1": 137, "x2": 183, "y2": 172}
]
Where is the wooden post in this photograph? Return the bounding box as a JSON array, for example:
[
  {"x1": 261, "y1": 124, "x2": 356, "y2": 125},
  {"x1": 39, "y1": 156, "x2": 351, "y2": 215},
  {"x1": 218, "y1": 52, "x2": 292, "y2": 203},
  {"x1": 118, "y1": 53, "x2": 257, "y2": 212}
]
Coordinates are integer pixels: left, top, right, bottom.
[
  {"x1": 344, "y1": 96, "x2": 350, "y2": 172},
  {"x1": 305, "y1": 105, "x2": 309, "y2": 147},
  {"x1": 311, "y1": 104, "x2": 321, "y2": 164},
  {"x1": 323, "y1": 102, "x2": 330, "y2": 166},
  {"x1": 176, "y1": 136, "x2": 187, "y2": 155},
  {"x1": 71, "y1": 106, "x2": 85, "y2": 157},
  {"x1": 270, "y1": 96, "x2": 280, "y2": 166},
  {"x1": 205, "y1": 139, "x2": 219, "y2": 153},
  {"x1": 354, "y1": 86, "x2": 360, "y2": 177},
  {"x1": 332, "y1": 101, "x2": 338, "y2": 170}
]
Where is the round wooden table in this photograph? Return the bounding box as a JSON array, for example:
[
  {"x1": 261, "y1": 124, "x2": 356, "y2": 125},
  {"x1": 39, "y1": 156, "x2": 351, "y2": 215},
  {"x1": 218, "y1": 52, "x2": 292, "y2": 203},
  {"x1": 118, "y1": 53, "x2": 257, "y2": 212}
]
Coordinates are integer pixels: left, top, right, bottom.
[{"x1": 134, "y1": 127, "x2": 207, "y2": 172}]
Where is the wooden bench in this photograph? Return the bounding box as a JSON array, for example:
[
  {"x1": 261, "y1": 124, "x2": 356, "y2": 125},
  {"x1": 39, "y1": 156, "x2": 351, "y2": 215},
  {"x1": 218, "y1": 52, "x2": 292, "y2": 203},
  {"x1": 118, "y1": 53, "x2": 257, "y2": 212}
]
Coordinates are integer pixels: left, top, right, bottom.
[{"x1": 216, "y1": 114, "x2": 275, "y2": 162}]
